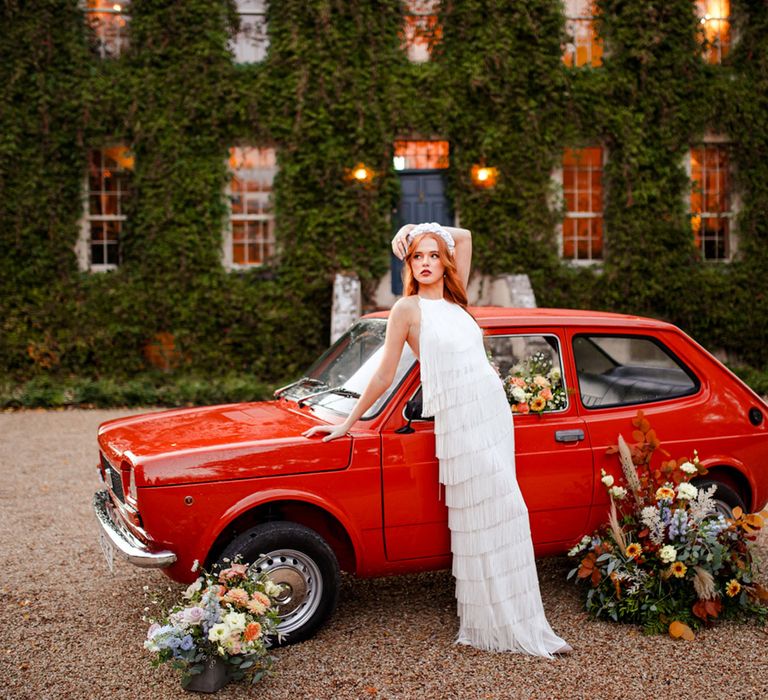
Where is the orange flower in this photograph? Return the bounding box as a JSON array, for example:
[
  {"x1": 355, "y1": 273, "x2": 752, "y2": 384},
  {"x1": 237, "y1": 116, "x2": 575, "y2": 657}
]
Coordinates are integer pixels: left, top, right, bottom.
[
  {"x1": 655, "y1": 486, "x2": 675, "y2": 501},
  {"x1": 625, "y1": 543, "x2": 642, "y2": 559},
  {"x1": 725, "y1": 579, "x2": 741, "y2": 597},
  {"x1": 530, "y1": 396, "x2": 547, "y2": 412},
  {"x1": 514, "y1": 402, "x2": 530, "y2": 414},
  {"x1": 244, "y1": 622, "x2": 262, "y2": 641},
  {"x1": 539, "y1": 388, "x2": 553, "y2": 401},
  {"x1": 670, "y1": 561, "x2": 687, "y2": 578}
]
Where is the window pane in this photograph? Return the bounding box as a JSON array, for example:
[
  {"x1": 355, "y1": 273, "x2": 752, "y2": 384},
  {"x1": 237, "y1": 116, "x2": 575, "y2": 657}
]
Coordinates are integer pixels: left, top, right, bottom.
[
  {"x1": 484, "y1": 334, "x2": 568, "y2": 413},
  {"x1": 231, "y1": 0, "x2": 269, "y2": 63},
  {"x1": 690, "y1": 143, "x2": 732, "y2": 260},
  {"x1": 563, "y1": 2, "x2": 602, "y2": 68},
  {"x1": 85, "y1": 1, "x2": 130, "y2": 58},
  {"x1": 573, "y1": 335, "x2": 698, "y2": 408},
  {"x1": 402, "y1": 1, "x2": 441, "y2": 63},
  {"x1": 393, "y1": 140, "x2": 449, "y2": 170},
  {"x1": 228, "y1": 147, "x2": 277, "y2": 266},
  {"x1": 562, "y1": 147, "x2": 604, "y2": 261},
  {"x1": 696, "y1": 0, "x2": 731, "y2": 64}
]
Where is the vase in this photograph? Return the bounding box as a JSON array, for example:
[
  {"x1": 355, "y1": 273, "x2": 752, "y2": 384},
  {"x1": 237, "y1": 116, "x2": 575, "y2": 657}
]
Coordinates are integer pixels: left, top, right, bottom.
[{"x1": 184, "y1": 656, "x2": 230, "y2": 694}]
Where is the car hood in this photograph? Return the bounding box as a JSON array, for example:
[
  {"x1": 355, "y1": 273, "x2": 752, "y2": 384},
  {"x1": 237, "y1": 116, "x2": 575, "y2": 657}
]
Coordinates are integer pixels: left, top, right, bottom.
[{"x1": 98, "y1": 401, "x2": 353, "y2": 487}]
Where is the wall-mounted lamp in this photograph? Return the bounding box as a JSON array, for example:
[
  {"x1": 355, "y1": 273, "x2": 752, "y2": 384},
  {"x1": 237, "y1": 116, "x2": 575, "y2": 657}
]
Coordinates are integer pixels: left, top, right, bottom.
[
  {"x1": 346, "y1": 162, "x2": 375, "y2": 184},
  {"x1": 471, "y1": 165, "x2": 498, "y2": 188}
]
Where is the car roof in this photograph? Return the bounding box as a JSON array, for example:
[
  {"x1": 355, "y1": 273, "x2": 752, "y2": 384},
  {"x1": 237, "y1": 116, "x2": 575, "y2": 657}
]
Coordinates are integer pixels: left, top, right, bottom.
[{"x1": 363, "y1": 305, "x2": 680, "y2": 332}]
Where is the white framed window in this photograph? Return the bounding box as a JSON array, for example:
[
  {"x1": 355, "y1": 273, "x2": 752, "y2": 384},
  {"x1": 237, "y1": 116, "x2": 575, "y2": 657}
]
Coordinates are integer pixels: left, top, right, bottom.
[
  {"x1": 562, "y1": 0, "x2": 602, "y2": 68},
  {"x1": 553, "y1": 147, "x2": 605, "y2": 263},
  {"x1": 77, "y1": 146, "x2": 133, "y2": 271},
  {"x1": 696, "y1": 0, "x2": 731, "y2": 64},
  {"x1": 230, "y1": 0, "x2": 269, "y2": 63},
  {"x1": 83, "y1": 1, "x2": 130, "y2": 58},
  {"x1": 224, "y1": 147, "x2": 277, "y2": 269},
  {"x1": 402, "y1": 0, "x2": 441, "y2": 63},
  {"x1": 687, "y1": 137, "x2": 737, "y2": 261}
]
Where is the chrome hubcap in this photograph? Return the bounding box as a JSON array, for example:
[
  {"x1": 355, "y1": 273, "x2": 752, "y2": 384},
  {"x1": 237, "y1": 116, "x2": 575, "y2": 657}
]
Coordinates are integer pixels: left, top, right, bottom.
[{"x1": 249, "y1": 549, "x2": 322, "y2": 635}]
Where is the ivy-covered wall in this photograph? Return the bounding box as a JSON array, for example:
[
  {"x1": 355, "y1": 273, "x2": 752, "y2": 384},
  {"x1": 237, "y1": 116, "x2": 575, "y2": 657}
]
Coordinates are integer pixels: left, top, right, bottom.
[{"x1": 1, "y1": 0, "x2": 766, "y2": 386}]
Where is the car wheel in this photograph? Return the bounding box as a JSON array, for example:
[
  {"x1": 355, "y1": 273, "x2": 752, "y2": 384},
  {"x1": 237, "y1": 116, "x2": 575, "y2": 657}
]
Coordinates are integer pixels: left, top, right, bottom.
[
  {"x1": 693, "y1": 480, "x2": 746, "y2": 518},
  {"x1": 216, "y1": 521, "x2": 340, "y2": 645}
]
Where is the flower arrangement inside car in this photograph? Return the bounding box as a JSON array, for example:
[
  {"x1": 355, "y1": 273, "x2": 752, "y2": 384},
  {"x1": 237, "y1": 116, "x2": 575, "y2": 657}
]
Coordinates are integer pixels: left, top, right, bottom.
[
  {"x1": 144, "y1": 561, "x2": 283, "y2": 691},
  {"x1": 500, "y1": 351, "x2": 567, "y2": 414},
  {"x1": 568, "y1": 411, "x2": 768, "y2": 639}
]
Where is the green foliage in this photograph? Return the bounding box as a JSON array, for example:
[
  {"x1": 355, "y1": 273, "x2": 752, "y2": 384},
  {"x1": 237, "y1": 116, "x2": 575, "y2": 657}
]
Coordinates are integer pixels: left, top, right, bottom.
[{"x1": 1, "y1": 0, "x2": 768, "y2": 389}]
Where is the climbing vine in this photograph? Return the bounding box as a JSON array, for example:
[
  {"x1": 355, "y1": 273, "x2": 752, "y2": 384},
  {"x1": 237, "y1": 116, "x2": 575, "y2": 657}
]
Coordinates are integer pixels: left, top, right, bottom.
[{"x1": 0, "y1": 0, "x2": 766, "y2": 386}]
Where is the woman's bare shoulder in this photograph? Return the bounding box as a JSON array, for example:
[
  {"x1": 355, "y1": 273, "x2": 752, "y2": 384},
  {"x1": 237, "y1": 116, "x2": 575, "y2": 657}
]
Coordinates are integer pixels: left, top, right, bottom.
[{"x1": 390, "y1": 295, "x2": 419, "y2": 321}]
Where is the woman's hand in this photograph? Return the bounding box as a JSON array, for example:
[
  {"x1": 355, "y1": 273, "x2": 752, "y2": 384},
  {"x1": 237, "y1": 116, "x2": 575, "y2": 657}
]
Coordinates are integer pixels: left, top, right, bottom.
[
  {"x1": 391, "y1": 224, "x2": 414, "y2": 260},
  {"x1": 302, "y1": 423, "x2": 351, "y2": 442}
]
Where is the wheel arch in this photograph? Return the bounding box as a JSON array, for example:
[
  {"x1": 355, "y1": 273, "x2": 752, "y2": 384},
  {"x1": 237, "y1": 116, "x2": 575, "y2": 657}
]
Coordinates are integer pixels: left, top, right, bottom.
[
  {"x1": 693, "y1": 464, "x2": 754, "y2": 510},
  {"x1": 203, "y1": 495, "x2": 358, "y2": 575}
]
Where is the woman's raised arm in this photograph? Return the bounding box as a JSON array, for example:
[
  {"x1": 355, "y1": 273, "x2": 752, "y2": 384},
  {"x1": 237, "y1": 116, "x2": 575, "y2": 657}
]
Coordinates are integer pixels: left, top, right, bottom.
[{"x1": 444, "y1": 226, "x2": 472, "y2": 290}]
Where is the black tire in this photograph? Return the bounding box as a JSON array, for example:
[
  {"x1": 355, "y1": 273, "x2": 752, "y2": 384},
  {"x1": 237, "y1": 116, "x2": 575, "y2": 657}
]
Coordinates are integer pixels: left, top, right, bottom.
[
  {"x1": 216, "y1": 521, "x2": 340, "y2": 645},
  {"x1": 693, "y1": 480, "x2": 746, "y2": 518}
]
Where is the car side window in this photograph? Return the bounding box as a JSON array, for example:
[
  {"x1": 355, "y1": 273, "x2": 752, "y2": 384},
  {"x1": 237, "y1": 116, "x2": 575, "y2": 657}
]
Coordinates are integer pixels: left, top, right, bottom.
[
  {"x1": 573, "y1": 335, "x2": 699, "y2": 408},
  {"x1": 484, "y1": 334, "x2": 568, "y2": 413}
]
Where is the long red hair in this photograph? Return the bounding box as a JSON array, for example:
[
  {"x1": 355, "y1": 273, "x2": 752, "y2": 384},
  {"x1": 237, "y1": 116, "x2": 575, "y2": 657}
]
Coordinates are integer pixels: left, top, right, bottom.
[{"x1": 402, "y1": 232, "x2": 469, "y2": 311}]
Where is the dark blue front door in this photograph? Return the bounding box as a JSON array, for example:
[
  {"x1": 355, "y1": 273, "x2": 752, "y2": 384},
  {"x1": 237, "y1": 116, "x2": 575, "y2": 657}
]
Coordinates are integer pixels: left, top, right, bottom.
[{"x1": 392, "y1": 173, "x2": 453, "y2": 295}]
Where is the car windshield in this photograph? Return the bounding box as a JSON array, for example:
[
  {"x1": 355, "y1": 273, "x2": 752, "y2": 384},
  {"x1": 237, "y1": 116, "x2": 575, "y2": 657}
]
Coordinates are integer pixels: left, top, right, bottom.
[{"x1": 282, "y1": 319, "x2": 417, "y2": 418}]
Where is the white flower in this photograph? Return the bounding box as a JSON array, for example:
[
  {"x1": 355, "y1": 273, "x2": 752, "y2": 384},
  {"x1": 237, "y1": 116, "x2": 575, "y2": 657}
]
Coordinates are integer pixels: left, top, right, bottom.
[
  {"x1": 208, "y1": 623, "x2": 228, "y2": 643},
  {"x1": 263, "y1": 580, "x2": 284, "y2": 598},
  {"x1": 659, "y1": 545, "x2": 677, "y2": 563},
  {"x1": 223, "y1": 611, "x2": 246, "y2": 633},
  {"x1": 183, "y1": 577, "x2": 204, "y2": 600},
  {"x1": 511, "y1": 386, "x2": 527, "y2": 403},
  {"x1": 679, "y1": 461, "x2": 697, "y2": 475},
  {"x1": 677, "y1": 482, "x2": 698, "y2": 500},
  {"x1": 601, "y1": 471, "x2": 615, "y2": 488},
  {"x1": 191, "y1": 559, "x2": 200, "y2": 572},
  {"x1": 549, "y1": 368, "x2": 561, "y2": 382},
  {"x1": 609, "y1": 485, "x2": 627, "y2": 500},
  {"x1": 567, "y1": 535, "x2": 592, "y2": 557}
]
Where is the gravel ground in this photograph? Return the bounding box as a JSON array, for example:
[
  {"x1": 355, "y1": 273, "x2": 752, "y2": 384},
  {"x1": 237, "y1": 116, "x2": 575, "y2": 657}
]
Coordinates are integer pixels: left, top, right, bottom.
[{"x1": 1, "y1": 409, "x2": 767, "y2": 700}]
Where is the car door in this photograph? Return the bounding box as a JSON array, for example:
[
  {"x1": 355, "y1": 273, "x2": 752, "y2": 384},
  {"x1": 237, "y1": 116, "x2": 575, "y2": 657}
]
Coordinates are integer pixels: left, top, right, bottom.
[
  {"x1": 568, "y1": 329, "x2": 703, "y2": 531},
  {"x1": 380, "y1": 328, "x2": 594, "y2": 562}
]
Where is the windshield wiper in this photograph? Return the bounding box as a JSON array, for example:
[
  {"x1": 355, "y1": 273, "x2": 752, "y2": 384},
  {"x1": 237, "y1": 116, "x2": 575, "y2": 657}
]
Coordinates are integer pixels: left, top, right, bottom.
[
  {"x1": 297, "y1": 386, "x2": 361, "y2": 407},
  {"x1": 273, "y1": 376, "x2": 326, "y2": 398}
]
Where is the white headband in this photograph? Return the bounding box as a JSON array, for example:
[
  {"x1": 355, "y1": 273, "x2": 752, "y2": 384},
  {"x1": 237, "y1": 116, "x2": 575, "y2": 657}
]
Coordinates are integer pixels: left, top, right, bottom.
[{"x1": 405, "y1": 222, "x2": 455, "y2": 254}]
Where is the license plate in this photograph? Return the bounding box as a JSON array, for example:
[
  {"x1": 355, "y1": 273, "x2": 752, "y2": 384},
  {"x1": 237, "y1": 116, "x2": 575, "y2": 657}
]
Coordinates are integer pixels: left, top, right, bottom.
[{"x1": 98, "y1": 528, "x2": 115, "y2": 573}]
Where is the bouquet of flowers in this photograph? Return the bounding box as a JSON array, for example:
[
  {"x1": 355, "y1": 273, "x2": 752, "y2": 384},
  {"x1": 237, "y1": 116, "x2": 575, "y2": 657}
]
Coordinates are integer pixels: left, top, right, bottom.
[
  {"x1": 144, "y1": 560, "x2": 283, "y2": 687},
  {"x1": 568, "y1": 411, "x2": 768, "y2": 638},
  {"x1": 500, "y1": 351, "x2": 567, "y2": 414}
]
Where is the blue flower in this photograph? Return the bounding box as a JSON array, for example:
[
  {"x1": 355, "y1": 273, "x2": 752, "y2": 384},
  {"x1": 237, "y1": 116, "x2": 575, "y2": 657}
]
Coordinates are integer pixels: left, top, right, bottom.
[{"x1": 180, "y1": 635, "x2": 194, "y2": 651}]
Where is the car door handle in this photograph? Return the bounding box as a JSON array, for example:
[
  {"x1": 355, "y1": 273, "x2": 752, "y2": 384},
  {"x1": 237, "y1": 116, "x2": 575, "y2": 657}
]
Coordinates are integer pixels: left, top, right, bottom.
[{"x1": 555, "y1": 429, "x2": 585, "y2": 443}]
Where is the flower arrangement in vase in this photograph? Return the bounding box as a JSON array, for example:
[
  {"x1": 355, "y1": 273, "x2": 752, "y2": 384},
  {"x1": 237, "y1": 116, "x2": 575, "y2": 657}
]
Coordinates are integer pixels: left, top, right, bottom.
[
  {"x1": 568, "y1": 411, "x2": 768, "y2": 638},
  {"x1": 145, "y1": 560, "x2": 283, "y2": 691}
]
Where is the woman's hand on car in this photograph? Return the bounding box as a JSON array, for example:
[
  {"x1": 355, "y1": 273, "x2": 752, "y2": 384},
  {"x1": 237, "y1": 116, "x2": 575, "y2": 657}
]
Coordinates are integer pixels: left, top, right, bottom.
[{"x1": 302, "y1": 423, "x2": 351, "y2": 442}]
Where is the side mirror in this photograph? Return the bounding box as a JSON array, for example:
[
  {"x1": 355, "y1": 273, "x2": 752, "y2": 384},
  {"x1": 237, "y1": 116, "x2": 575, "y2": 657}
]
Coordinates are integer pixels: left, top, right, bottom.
[{"x1": 396, "y1": 392, "x2": 424, "y2": 434}]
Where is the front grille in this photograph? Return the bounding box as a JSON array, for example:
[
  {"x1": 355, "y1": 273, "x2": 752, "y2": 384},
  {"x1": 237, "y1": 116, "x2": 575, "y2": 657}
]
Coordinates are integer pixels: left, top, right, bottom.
[{"x1": 101, "y1": 452, "x2": 125, "y2": 502}]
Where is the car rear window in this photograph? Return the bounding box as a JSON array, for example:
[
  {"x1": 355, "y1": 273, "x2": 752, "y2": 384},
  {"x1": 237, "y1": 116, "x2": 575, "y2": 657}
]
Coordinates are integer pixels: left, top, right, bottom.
[{"x1": 573, "y1": 334, "x2": 699, "y2": 409}]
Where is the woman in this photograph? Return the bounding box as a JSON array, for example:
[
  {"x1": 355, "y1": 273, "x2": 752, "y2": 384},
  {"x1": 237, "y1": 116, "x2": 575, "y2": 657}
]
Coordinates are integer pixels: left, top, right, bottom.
[{"x1": 303, "y1": 222, "x2": 571, "y2": 657}]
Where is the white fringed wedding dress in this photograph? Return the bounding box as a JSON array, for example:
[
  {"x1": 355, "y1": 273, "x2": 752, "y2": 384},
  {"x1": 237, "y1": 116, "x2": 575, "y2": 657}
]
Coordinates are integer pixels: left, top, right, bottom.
[{"x1": 417, "y1": 295, "x2": 568, "y2": 656}]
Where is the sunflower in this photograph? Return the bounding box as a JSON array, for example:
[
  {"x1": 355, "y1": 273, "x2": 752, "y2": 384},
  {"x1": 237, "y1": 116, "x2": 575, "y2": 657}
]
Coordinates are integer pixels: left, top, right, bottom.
[
  {"x1": 670, "y1": 561, "x2": 687, "y2": 578},
  {"x1": 725, "y1": 579, "x2": 741, "y2": 597},
  {"x1": 625, "y1": 543, "x2": 642, "y2": 559},
  {"x1": 529, "y1": 396, "x2": 547, "y2": 412}
]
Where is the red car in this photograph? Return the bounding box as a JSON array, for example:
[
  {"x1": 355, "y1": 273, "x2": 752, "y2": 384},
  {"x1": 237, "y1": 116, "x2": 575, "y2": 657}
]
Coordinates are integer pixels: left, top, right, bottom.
[{"x1": 93, "y1": 308, "x2": 768, "y2": 643}]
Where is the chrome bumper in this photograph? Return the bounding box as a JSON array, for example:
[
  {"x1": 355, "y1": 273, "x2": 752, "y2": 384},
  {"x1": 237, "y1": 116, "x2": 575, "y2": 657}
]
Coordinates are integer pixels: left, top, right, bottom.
[{"x1": 93, "y1": 490, "x2": 177, "y2": 568}]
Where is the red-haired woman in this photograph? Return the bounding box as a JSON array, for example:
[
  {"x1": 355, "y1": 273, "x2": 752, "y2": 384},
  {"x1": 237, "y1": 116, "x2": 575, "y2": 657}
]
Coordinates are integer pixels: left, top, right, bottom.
[{"x1": 303, "y1": 223, "x2": 571, "y2": 657}]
